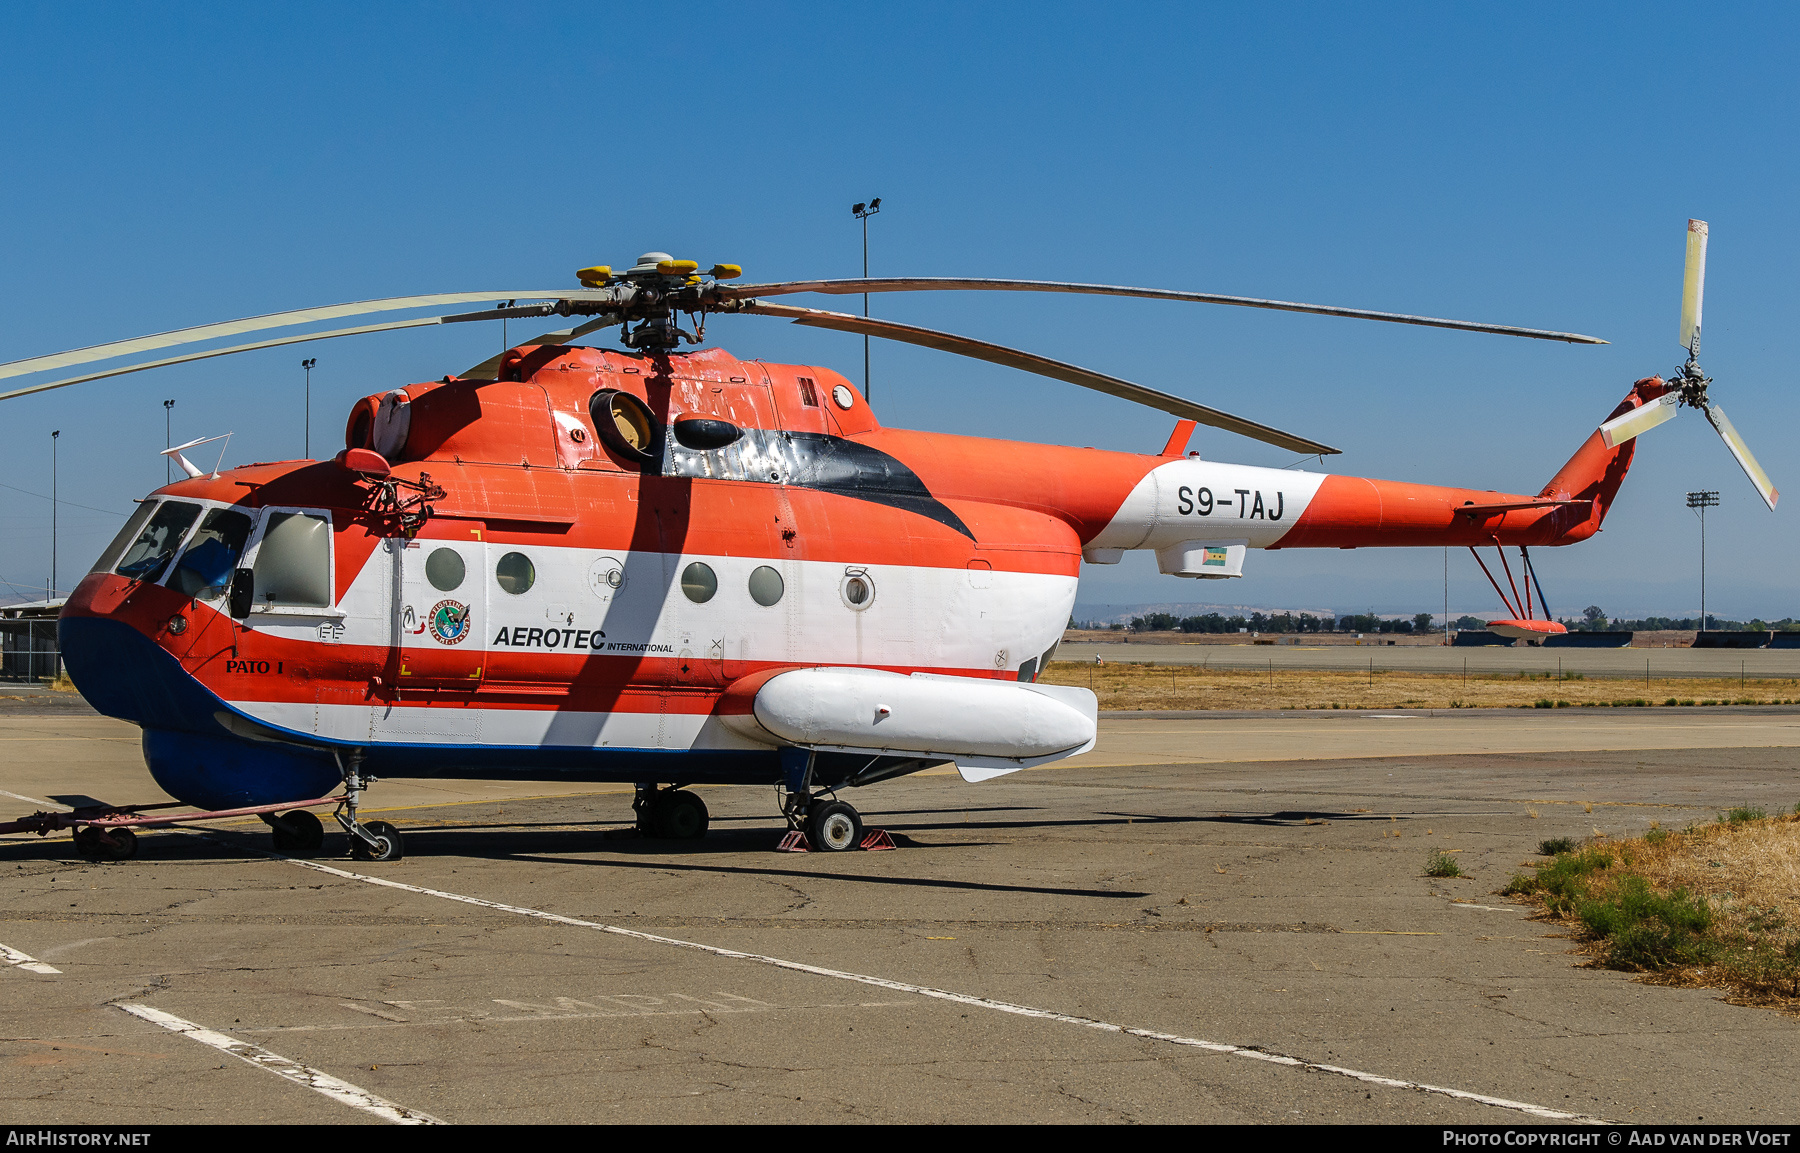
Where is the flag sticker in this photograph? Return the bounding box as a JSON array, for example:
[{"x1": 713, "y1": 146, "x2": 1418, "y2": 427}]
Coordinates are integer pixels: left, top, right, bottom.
[{"x1": 1203, "y1": 547, "x2": 1229, "y2": 567}]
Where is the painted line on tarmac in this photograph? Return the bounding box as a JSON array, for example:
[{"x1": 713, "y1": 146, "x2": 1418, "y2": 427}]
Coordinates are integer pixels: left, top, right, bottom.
[
  {"x1": 282, "y1": 855, "x2": 1608, "y2": 1124},
  {"x1": 116, "y1": 1003, "x2": 443, "y2": 1125},
  {"x1": 0, "y1": 940, "x2": 61, "y2": 974},
  {"x1": 0, "y1": 789, "x2": 66, "y2": 809}
]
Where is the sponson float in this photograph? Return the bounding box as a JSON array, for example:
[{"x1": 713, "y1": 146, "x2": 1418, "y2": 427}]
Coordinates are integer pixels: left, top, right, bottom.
[{"x1": 2, "y1": 226, "x2": 1775, "y2": 859}]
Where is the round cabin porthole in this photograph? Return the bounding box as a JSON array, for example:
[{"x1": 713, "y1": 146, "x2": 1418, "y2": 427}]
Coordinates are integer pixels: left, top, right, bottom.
[
  {"x1": 496, "y1": 551, "x2": 536, "y2": 595},
  {"x1": 841, "y1": 569, "x2": 874, "y2": 610},
  {"x1": 832, "y1": 384, "x2": 855, "y2": 410},
  {"x1": 748, "y1": 565, "x2": 784, "y2": 607},
  {"x1": 588, "y1": 389, "x2": 658, "y2": 465},
  {"x1": 426, "y1": 547, "x2": 466, "y2": 592},
  {"x1": 681, "y1": 561, "x2": 717, "y2": 603}
]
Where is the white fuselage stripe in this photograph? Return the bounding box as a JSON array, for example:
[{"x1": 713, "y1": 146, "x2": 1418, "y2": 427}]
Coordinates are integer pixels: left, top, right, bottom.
[
  {"x1": 1087, "y1": 460, "x2": 1329, "y2": 552},
  {"x1": 239, "y1": 545, "x2": 1077, "y2": 752}
]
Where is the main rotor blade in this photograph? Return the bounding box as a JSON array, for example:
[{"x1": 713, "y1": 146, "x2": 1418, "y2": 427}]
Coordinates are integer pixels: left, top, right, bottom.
[
  {"x1": 459, "y1": 315, "x2": 623, "y2": 382},
  {"x1": 716, "y1": 278, "x2": 1608, "y2": 345},
  {"x1": 739, "y1": 302, "x2": 1339, "y2": 456},
  {"x1": 1680, "y1": 219, "x2": 1708, "y2": 358},
  {"x1": 1702, "y1": 400, "x2": 1778, "y2": 511},
  {"x1": 0, "y1": 316, "x2": 459, "y2": 402},
  {"x1": 1598, "y1": 393, "x2": 1680, "y2": 448},
  {"x1": 0, "y1": 289, "x2": 612, "y2": 383}
]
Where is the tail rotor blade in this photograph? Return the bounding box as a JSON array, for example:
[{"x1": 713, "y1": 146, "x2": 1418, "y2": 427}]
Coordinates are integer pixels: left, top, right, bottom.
[
  {"x1": 1680, "y1": 219, "x2": 1708, "y2": 358},
  {"x1": 1703, "y1": 401, "x2": 1779, "y2": 510},
  {"x1": 1598, "y1": 393, "x2": 1679, "y2": 448}
]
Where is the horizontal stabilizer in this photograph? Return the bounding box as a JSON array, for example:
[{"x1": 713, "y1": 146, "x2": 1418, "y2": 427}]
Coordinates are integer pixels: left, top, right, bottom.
[{"x1": 1456, "y1": 499, "x2": 1591, "y2": 516}]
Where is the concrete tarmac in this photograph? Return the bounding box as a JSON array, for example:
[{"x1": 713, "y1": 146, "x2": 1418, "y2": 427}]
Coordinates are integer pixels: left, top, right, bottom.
[
  {"x1": 1061, "y1": 641, "x2": 1800, "y2": 680},
  {"x1": 3, "y1": 704, "x2": 1799, "y2": 1125}
]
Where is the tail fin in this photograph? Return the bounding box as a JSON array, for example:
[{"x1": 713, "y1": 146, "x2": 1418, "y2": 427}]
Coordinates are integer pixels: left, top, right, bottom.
[{"x1": 1537, "y1": 377, "x2": 1675, "y2": 542}]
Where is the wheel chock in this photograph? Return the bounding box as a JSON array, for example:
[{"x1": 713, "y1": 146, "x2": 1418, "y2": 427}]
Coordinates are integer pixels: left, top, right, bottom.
[
  {"x1": 859, "y1": 828, "x2": 896, "y2": 851},
  {"x1": 776, "y1": 829, "x2": 811, "y2": 852}
]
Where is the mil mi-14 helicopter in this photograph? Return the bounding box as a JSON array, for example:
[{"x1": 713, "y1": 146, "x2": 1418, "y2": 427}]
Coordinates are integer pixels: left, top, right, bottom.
[{"x1": 0, "y1": 220, "x2": 1774, "y2": 861}]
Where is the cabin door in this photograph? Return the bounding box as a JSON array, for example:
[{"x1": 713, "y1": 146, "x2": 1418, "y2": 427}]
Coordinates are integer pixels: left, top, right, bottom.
[{"x1": 392, "y1": 535, "x2": 489, "y2": 692}]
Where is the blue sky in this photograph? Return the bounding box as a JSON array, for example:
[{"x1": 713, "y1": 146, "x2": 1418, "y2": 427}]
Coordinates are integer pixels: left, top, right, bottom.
[{"x1": 1, "y1": 3, "x2": 1794, "y2": 620}]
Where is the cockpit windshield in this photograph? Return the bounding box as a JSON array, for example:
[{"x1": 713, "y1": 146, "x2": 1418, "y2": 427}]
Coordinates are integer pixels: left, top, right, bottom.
[
  {"x1": 170, "y1": 508, "x2": 255, "y2": 600},
  {"x1": 113, "y1": 501, "x2": 202, "y2": 584},
  {"x1": 89, "y1": 502, "x2": 157, "y2": 576}
]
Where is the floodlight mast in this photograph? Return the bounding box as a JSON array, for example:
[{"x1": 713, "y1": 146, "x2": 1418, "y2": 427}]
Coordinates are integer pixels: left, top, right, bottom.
[
  {"x1": 1687, "y1": 490, "x2": 1720, "y2": 633},
  {"x1": 50, "y1": 429, "x2": 59, "y2": 609},
  {"x1": 852, "y1": 197, "x2": 881, "y2": 404},
  {"x1": 300, "y1": 358, "x2": 317, "y2": 459}
]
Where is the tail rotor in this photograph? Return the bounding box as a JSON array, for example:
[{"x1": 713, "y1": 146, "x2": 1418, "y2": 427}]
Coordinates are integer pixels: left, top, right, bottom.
[{"x1": 1598, "y1": 219, "x2": 1778, "y2": 511}]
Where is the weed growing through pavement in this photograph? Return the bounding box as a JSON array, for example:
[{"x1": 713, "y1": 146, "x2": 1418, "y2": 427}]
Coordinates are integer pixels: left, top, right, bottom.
[
  {"x1": 1425, "y1": 850, "x2": 1463, "y2": 878},
  {"x1": 1538, "y1": 836, "x2": 1576, "y2": 856},
  {"x1": 1503, "y1": 806, "x2": 1800, "y2": 1014}
]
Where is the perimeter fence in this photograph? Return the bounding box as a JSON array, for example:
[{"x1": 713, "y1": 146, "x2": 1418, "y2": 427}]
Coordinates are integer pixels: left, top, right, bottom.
[{"x1": 0, "y1": 620, "x2": 60, "y2": 682}]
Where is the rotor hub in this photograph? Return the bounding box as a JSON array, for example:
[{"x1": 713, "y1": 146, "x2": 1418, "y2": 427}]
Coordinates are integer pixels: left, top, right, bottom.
[{"x1": 1674, "y1": 356, "x2": 1712, "y2": 409}]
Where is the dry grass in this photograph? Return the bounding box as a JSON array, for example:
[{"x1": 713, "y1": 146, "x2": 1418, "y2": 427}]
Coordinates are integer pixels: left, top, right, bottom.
[
  {"x1": 1504, "y1": 809, "x2": 1800, "y2": 1015},
  {"x1": 1042, "y1": 660, "x2": 1800, "y2": 712}
]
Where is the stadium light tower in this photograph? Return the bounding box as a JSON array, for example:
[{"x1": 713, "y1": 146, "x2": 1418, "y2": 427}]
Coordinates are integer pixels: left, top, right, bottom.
[
  {"x1": 50, "y1": 429, "x2": 60, "y2": 602},
  {"x1": 1687, "y1": 490, "x2": 1720, "y2": 633},
  {"x1": 852, "y1": 197, "x2": 881, "y2": 404},
  {"x1": 301, "y1": 358, "x2": 317, "y2": 459}
]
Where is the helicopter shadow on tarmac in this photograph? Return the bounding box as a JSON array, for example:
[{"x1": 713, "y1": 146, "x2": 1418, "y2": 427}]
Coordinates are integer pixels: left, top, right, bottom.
[{"x1": 0, "y1": 803, "x2": 1394, "y2": 901}]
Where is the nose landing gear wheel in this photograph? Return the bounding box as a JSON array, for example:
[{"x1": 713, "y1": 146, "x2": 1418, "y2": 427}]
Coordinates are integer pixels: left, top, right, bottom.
[
  {"x1": 350, "y1": 820, "x2": 403, "y2": 862},
  {"x1": 270, "y1": 810, "x2": 325, "y2": 854},
  {"x1": 806, "y1": 801, "x2": 863, "y2": 852}
]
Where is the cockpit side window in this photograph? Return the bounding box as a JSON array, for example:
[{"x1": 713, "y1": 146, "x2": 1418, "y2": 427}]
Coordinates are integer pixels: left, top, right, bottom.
[
  {"x1": 170, "y1": 509, "x2": 255, "y2": 600},
  {"x1": 113, "y1": 501, "x2": 203, "y2": 584},
  {"x1": 90, "y1": 502, "x2": 158, "y2": 576},
  {"x1": 251, "y1": 511, "x2": 333, "y2": 607}
]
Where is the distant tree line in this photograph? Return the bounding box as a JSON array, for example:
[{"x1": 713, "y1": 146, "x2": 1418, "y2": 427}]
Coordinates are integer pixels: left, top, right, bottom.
[
  {"x1": 1558, "y1": 606, "x2": 1800, "y2": 633},
  {"x1": 1077, "y1": 607, "x2": 1800, "y2": 635},
  {"x1": 1117, "y1": 611, "x2": 1439, "y2": 634}
]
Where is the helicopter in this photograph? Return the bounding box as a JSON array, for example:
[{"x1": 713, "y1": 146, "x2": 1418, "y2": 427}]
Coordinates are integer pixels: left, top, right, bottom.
[{"x1": 0, "y1": 222, "x2": 1773, "y2": 861}]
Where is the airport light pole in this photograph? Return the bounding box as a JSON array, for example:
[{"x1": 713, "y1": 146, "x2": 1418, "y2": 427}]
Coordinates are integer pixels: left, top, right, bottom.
[
  {"x1": 852, "y1": 198, "x2": 881, "y2": 404},
  {"x1": 163, "y1": 399, "x2": 175, "y2": 484},
  {"x1": 1687, "y1": 490, "x2": 1719, "y2": 633},
  {"x1": 50, "y1": 430, "x2": 60, "y2": 602},
  {"x1": 300, "y1": 358, "x2": 317, "y2": 459}
]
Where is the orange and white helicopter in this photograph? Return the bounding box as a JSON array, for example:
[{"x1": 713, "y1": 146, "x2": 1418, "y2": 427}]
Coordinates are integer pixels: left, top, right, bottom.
[{"x1": 0, "y1": 222, "x2": 1774, "y2": 860}]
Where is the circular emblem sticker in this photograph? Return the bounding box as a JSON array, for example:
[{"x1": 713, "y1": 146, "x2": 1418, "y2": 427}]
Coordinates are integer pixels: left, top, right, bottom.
[{"x1": 428, "y1": 599, "x2": 472, "y2": 645}]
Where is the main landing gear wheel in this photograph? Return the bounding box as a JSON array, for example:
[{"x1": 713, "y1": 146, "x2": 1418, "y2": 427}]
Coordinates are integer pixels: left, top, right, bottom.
[
  {"x1": 350, "y1": 820, "x2": 404, "y2": 862},
  {"x1": 643, "y1": 790, "x2": 709, "y2": 840},
  {"x1": 806, "y1": 801, "x2": 863, "y2": 852},
  {"x1": 73, "y1": 825, "x2": 137, "y2": 861},
  {"x1": 270, "y1": 810, "x2": 325, "y2": 854}
]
